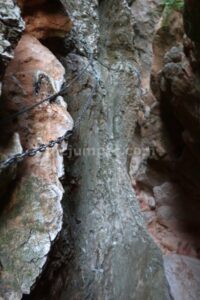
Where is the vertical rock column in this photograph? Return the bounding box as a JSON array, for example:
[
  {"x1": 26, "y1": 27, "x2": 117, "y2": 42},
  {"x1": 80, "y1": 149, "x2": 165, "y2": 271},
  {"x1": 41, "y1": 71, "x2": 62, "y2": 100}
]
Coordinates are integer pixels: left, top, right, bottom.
[{"x1": 60, "y1": 0, "x2": 170, "y2": 299}]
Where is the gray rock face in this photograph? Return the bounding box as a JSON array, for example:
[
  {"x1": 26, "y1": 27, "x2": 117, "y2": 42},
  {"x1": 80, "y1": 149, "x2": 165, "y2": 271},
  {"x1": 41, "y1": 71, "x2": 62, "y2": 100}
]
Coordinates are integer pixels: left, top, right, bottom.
[
  {"x1": 130, "y1": 0, "x2": 164, "y2": 82},
  {"x1": 164, "y1": 255, "x2": 200, "y2": 300},
  {"x1": 59, "y1": 0, "x2": 170, "y2": 299},
  {"x1": 0, "y1": 177, "x2": 64, "y2": 300},
  {"x1": 61, "y1": 0, "x2": 99, "y2": 54},
  {"x1": 0, "y1": 0, "x2": 24, "y2": 81}
]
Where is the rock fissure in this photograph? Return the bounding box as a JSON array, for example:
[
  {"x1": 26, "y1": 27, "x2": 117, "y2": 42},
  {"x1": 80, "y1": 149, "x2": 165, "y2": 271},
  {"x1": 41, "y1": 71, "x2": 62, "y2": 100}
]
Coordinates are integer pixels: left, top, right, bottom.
[{"x1": 129, "y1": 3, "x2": 200, "y2": 299}]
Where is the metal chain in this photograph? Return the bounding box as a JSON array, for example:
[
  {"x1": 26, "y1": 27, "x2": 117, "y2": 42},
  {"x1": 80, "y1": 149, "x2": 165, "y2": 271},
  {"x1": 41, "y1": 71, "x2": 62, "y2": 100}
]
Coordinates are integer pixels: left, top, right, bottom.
[
  {"x1": 0, "y1": 60, "x2": 91, "y2": 125},
  {"x1": 0, "y1": 79, "x2": 97, "y2": 169},
  {"x1": 0, "y1": 130, "x2": 74, "y2": 169}
]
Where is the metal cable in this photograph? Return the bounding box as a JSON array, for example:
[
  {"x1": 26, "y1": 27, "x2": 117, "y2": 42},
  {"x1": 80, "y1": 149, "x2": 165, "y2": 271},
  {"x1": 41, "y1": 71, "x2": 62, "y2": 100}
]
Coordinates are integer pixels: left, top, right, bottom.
[
  {"x1": 0, "y1": 79, "x2": 97, "y2": 169},
  {"x1": 0, "y1": 60, "x2": 91, "y2": 125},
  {"x1": 0, "y1": 51, "x2": 96, "y2": 169}
]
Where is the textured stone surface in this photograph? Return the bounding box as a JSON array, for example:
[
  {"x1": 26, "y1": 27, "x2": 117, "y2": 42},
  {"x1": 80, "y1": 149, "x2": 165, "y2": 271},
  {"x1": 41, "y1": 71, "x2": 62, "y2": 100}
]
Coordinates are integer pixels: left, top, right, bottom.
[
  {"x1": 19, "y1": 0, "x2": 72, "y2": 41},
  {"x1": 130, "y1": 2, "x2": 199, "y2": 257},
  {"x1": 130, "y1": 0, "x2": 164, "y2": 88},
  {"x1": 164, "y1": 254, "x2": 200, "y2": 300},
  {"x1": 123, "y1": 1, "x2": 200, "y2": 300},
  {"x1": 0, "y1": 133, "x2": 22, "y2": 199},
  {"x1": 2, "y1": 1, "x2": 200, "y2": 299},
  {"x1": 61, "y1": 0, "x2": 99, "y2": 54},
  {"x1": 0, "y1": 34, "x2": 73, "y2": 299},
  {"x1": 0, "y1": 0, "x2": 24, "y2": 81},
  {"x1": 130, "y1": 4, "x2": 200, "y2": 300},
  {"x1": 56, "y1": 1, "x2": 170, "y2": 300}
]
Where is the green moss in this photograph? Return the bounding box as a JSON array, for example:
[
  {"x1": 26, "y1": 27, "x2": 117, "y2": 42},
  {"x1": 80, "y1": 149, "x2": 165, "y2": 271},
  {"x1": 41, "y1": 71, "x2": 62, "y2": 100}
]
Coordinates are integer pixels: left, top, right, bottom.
[
  {"x1": 164, "y1": 0, "x2": 184, "y2": 10},
  {"x1": 162, "y1": 0, "x2": 184, "y2": 27}
]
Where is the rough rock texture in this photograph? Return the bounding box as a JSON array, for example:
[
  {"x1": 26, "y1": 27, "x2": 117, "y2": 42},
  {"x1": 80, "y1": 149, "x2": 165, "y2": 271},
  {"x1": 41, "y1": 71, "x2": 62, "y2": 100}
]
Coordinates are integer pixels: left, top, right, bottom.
[
  {"x1": 164, "y1": 255, "x2": 200, "y2": 300},
  {"x1": 130, "y1": 3, "x2": 200, "y2": 300},
  {"x1": 148, "y1": 8, "x2": 200, "y2": 257},
  {"x1": 54, "y1": 1, "x2": 170, "y2": 299},
  {"x1": 0, "y1": 0, "x2": 24, "y2": 82},
  {"x1": 2, "y1": 1, "x2": 200, "y2": 299},
  {"x1": 0, "y1": 133, "x2": 22, "y2": 198},
  {"x1": 18, "y1": 0, "x2": 72, "y2": 41},
  {"x1": 0, "y1": 34, "x2": 73, "y2": 299},
  {"x1": 129, "y1": 1, "x2": 184, "y2": 255},
  {"x1": 61, "y1": 0, "x2": 99, "y2": 54},
  {"x1": 130, "y1": 0, "x2": 163, "y2": 89},
  {"x1": 0, "y1": 0, "x2": 24, "y2": 186}
]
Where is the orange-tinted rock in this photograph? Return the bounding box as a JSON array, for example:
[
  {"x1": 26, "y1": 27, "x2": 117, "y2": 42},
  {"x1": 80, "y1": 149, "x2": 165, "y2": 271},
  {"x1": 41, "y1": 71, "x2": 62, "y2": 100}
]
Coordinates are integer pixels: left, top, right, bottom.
[
  {"x1": 3, "y1": 33, "x2": 73, "y2": 179},
  {"x1": 24, "y1": 9, "x2": 71, "y2": 40},
  {"x1": 18, "y1": 0, "x2": 72, "y2": 40},
  {"x1": 0, "y1": 34, "x2": 73, "y2": 298}
]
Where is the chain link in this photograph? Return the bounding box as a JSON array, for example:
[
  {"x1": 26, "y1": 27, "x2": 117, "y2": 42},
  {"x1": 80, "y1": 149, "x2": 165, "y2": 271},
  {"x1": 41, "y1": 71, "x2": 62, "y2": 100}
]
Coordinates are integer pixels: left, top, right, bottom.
[
  {"x1": 0, "y1": 130, "x2": 74, "y2": 169},
  {"x1": 0, "y1": 60, "x2": 91, "y2": 125},
  {"x1": 0, "y1": 53, "x2": 96, "y2": 169},
  {"x1": 0, "y1": 81, "x2": 97, "y2": 169}
]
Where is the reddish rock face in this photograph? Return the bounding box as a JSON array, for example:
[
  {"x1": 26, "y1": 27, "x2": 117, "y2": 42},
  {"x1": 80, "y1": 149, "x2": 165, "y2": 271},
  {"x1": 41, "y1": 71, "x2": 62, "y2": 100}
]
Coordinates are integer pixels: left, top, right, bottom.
[
  {"x1": 0, "y1": 0, "x2": 73, "y2": 296},
  {"x1": 131, "y1": 3, "x2": 200, "y2": 260},
  {"x1": 17, "y1": 0, "x2": 72, "y2": 40},
  {"x1": 0, "y1": 32, "x2": 73, "y2": 298},
  {"x1": 2, "y1": 33, "x2": 73, "y2": 179}
]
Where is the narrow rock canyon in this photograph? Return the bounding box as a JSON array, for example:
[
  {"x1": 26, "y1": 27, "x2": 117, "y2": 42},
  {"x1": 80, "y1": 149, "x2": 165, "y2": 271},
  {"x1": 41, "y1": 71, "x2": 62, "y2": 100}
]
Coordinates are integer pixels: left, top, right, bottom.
[{"x1": 0, "y1": 1, "x2": 200, "y2": 300}]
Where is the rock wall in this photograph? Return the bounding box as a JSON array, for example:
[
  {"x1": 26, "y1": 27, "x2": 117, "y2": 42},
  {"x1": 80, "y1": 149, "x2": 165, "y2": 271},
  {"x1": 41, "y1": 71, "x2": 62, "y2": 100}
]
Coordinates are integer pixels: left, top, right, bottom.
[
  {"x1": 21, "y1": 0, "x2": 171, "y2": 299},
  {"x1": 0, "y1": 1, "x2": 73, "y2": 299},
  {"x1": 59, "y1": 1, "x2": 170, "y2": 299},
  {"x1": 130, "y1": 3, "x2": 200, "y2": 300},
  {"x1": 0, "y1": 0, "x2": 24, "y2": 192},
  {"x1": 2, "y1": 0, "x2": 200, "y2": 300},
  {"x1": 0, "y1": 0, "x2": 24, "y2": 82}
]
